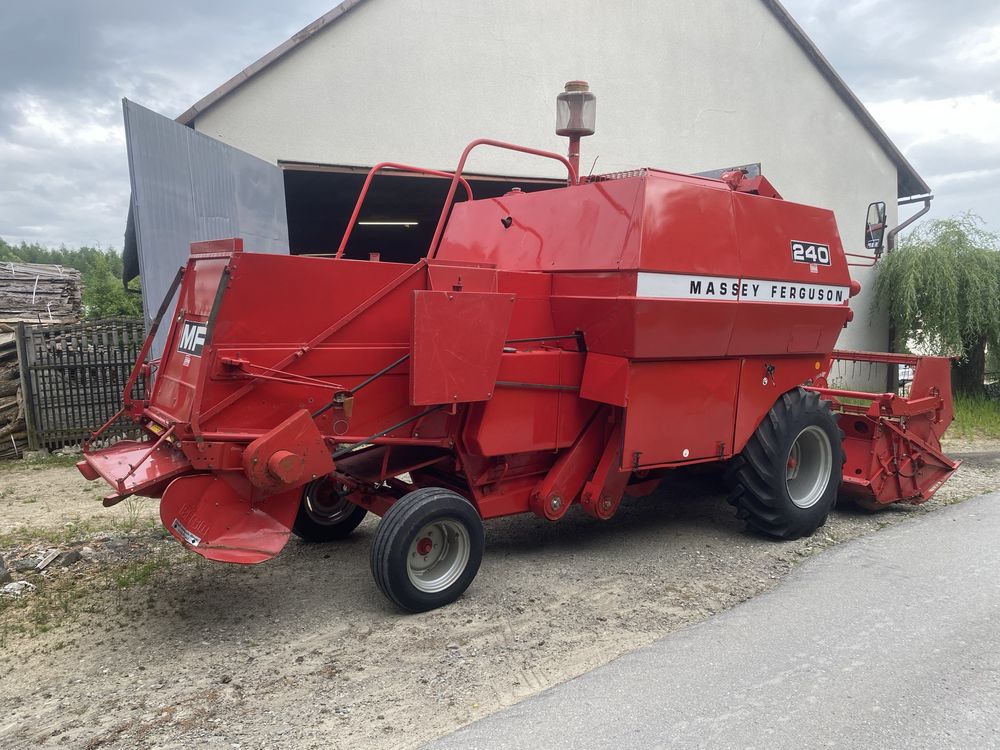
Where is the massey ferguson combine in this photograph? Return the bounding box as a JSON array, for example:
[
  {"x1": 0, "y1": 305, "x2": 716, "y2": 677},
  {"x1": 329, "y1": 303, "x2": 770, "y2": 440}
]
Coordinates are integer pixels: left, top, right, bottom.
[{"x1": 79, "y1": 82, "x2": 959, "y2": 611}]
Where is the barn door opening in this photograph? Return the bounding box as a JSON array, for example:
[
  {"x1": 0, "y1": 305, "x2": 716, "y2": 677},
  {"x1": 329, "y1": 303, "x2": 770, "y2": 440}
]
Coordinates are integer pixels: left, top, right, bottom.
[{"x1": 281, "y1": 163, "x2": 561, "y2": 263}]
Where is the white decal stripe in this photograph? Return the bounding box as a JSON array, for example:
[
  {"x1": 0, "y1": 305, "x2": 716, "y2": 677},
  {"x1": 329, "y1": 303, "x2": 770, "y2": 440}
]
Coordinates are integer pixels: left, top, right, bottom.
[
  {"x1": 742, "y1": 277, "x2": 850, "y2": 305},
  {"x1": 635, "y1": 272, "x2": 849, "y2": 305},
  {"x1": 635, "y1": 273, "x2": 741, "y2": 300}
]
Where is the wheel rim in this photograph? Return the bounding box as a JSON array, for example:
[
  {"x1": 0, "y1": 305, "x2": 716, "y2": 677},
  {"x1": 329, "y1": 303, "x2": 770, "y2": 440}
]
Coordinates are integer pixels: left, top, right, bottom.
[
  {"x1": 785, "y1": 425, "x2": 833, "y2": 509},
  {"x1": 406, "y1": 520, "x2": 471, "y2": 594},
  {"x1": 303, "y1": 478, "x2": 356, "y2": 526}
]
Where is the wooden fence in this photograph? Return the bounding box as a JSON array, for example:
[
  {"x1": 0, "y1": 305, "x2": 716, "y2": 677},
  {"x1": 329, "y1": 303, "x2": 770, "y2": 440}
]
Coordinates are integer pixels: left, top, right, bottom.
[{"x1": 15, "y1": 318, "x2": 147, "y2": 450}]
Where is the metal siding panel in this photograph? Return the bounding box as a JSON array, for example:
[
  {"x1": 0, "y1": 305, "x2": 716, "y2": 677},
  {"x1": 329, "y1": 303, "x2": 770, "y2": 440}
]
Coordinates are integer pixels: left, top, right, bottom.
[{"x1": 123, "y1": 99, "x2": 289, "y2": 357}]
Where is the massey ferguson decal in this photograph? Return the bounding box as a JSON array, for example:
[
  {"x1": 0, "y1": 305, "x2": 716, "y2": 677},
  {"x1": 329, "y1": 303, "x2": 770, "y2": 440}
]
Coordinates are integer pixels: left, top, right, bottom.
[
  {"x1": 177, "y1": 321, "x2": 208, "y2": 356},
  {"x1": 636, "y1": 273, "x2": 848, "y2": 305}
]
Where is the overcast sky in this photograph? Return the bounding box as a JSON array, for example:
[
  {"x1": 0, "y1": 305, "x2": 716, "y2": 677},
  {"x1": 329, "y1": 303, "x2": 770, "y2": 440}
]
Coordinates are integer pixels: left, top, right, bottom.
[{"x1": 1, "y1": 0, "x2": 998, "y2": 249}]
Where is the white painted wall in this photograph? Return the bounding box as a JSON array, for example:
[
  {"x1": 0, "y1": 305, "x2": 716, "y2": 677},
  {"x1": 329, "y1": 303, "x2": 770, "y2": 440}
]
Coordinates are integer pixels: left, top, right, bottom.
[{"x1": 193, "y1": 0, "x2": 899, "y2": 355}]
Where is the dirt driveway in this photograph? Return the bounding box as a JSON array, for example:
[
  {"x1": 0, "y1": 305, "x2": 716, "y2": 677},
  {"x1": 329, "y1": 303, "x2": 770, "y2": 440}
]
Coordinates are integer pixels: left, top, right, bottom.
[{"x1": 1, "y1": 442, "x2": 998, "y2": 749}]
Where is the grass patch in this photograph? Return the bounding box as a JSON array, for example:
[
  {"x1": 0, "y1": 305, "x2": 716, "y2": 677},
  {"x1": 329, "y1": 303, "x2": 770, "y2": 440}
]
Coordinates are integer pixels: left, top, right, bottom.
[
  {"x1": 114, "y1": 556, "x2": 173, "y2": 589},
  {"x1": 0, "y1": 516, "x2": 160, "y2": 550},
  {"x1": 0, "y1": 454, "x2": 82, "y2": 473},
  {"x1": 0, "y1": 519, "x2": 105, "y2": 549},
  {"x1": 950, "y1": 393, "x2": 1000, "y2": 439},
  {"x1": 0, "y1": 572, "x2": 91, "y2": 643}
]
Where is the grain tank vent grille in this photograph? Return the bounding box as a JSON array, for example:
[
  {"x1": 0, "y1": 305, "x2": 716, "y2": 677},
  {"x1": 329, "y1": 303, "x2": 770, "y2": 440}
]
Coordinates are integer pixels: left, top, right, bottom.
[{"x1": 588, "y1": 169, "x2": 647, "y2": 183}]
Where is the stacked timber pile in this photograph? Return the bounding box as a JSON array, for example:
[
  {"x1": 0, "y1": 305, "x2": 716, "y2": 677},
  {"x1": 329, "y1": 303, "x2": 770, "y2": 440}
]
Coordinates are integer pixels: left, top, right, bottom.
[
  {"x1": 0, "y1": 262, "x2": 82, "y2": 324},
  {"x1": 0, "y1": 324, "x2": 25, "y2": 458},
  {"x1": 0, "y1": 263, "x2": 83, "y2": 458}
]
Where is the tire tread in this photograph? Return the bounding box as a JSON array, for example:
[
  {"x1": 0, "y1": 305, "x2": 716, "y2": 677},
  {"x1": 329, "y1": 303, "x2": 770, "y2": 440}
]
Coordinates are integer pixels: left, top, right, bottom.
[
  {"x1": 370, "y1": 487, "x2": 484, "y2": 612},
  {"x1": 727, "y1": 387, "x2": 844, "y2": 540}
]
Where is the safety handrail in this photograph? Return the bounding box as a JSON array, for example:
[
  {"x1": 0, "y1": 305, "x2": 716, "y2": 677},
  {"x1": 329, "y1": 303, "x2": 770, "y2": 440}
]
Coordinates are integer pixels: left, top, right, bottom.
[
  {"x1": 427, "y1": 139, "x2": 580, "y2": 259},
  {"x1": 334, "y1": 163, "x2": 474, "y2": 259}
]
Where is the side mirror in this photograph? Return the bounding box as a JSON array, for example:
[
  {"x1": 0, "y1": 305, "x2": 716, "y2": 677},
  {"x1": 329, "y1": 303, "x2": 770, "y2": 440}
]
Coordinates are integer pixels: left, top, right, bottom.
[{"x1": 865, "y1": 201, "x2": 887, "y2": 252}]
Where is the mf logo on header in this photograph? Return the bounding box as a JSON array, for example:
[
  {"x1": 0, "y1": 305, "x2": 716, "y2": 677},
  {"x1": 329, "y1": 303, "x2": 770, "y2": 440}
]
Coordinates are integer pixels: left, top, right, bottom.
[{"x1": 177, "y1": 321, "x2": 208, "y2": 356}]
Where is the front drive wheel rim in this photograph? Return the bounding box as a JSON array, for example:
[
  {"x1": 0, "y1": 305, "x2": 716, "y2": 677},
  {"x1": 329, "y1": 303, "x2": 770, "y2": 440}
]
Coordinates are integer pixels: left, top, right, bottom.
[
  {"x1": 785, "y1": 425, "x2": 833, "y2": 509},
  {"x1": 406, "y1": 519, "x2": 471, "y2": 594},
  {"x1": 303, "y1": 480, "x2": 356, "y2": 525}
]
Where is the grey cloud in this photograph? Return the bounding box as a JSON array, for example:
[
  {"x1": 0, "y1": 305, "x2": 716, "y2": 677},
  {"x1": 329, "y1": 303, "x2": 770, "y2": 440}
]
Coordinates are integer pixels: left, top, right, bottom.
[
  {"x1": 1, "y1": 0, "x2": 997, "y2": 248},
  {"x1": 0, "y1": 0, "x2": 332, "y2": 247},
  {"x1": 906, "y1": 138, "x2": 1000, "y2": 179},
  {"x1": 0, "y1": 1, "x2": 331, "y2": 116},
  {"x1": 784, "y1": 0, "x2": 1000, "y2": 101}
]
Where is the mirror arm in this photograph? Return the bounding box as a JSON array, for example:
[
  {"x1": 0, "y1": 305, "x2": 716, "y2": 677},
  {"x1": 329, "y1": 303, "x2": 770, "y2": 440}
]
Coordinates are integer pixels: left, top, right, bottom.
[{"x1": 885, "y1": 194, "x2": 933, "y2": 254}]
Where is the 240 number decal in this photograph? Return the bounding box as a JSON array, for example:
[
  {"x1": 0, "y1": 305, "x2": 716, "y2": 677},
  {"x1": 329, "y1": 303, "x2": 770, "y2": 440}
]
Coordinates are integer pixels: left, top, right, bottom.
[{"x1": 790, "y1": 241, "x2": 831, "y2": 266}]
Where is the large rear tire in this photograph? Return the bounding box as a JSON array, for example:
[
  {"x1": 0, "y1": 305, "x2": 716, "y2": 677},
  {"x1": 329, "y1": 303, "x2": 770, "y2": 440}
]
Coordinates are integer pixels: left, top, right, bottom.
[
  {"x1": 370, "y1": 487, "x2": 484, "y2": 613},
  {"x1": 726, "y1": 388, "x2": 843, "y2": 539},
  {"x1": 292, "y1": 476, "x2": 368, "y2": 543}
]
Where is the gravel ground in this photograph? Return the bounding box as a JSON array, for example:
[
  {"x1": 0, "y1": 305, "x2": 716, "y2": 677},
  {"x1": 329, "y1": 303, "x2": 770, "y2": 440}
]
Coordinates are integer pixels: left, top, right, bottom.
[{"x1": 0, "y1": 439, "x2": 997, "y2": 750}]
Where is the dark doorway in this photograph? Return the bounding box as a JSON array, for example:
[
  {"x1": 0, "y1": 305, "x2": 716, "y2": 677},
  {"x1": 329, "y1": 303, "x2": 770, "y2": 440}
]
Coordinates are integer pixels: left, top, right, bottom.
[{"x1": 282, "y1": 164, "x2": 561, "y2": 264}]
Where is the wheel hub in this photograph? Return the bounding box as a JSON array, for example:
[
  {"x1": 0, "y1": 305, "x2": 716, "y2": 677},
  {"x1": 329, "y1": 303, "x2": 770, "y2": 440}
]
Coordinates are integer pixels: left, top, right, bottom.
[
  {"x1": 785, "y1": 425, "x2": 833, "y2": 509},
  {"x1": 303, "y1": 478, "x2": 356, "y2": 525},
  {"x1": 407, "y1": 520, "x2": 471, "y2": 594}
]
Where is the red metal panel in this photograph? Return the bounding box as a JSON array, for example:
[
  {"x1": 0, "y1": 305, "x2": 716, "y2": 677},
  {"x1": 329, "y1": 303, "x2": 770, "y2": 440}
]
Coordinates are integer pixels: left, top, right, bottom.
[
  {"x1": 190, "y1": 237, "x2": 243, "y2": 255},
  {"x1": 78, "y1": 439, "x2": 192, "y2": 497},
  {"x1": 635, "y1": 171, "x2": 741, "y2": 276},
  {"x1": 551, "y1": 296, "x2": 738, "y2": 359},
  {"x1": 551, "y1": 271, "x2": 631, "y2": 298},
  {"x1": 427, "y1": 263, "x2": 498, "y2": 293},
  {"x1": 435, "y1": 177, "x2": 644, "y2": 271},
  {"x1": 150, "y1": 255, "x2": 229, "y2": 425},
  {"x1": 728, "y1": 192, "x2": 852, "y2": 357},
  {"x1": 410, "y1": 290, "x2": 514, "y2": 405},
  {"x1": 160, "y1": 474, "x2": 300, "y2": 564},
  {"x1": 622, "y1": 360, "x2": 740, "y2": 468},
  {"x1": 497, "y1": 270, "x2": 555, "y2": 340},
  {"x1": 462, "y1": 350, "x2": 592, "y2": 456},
  {"x1": 206, "y1": 345, "x2": 414, "y2": 441},
  {"x1": 580, "y1": 353, "x2": 629, "y2": 406},
  {"x1": 731, "y1": 356, "x2": 829, "y2": 454},
  {"x1": 732, "y1": 192, "x2": 850, "y2": 284},
  {"x1": 242, "y1": 408, "x2": 335, "y2": 496}
]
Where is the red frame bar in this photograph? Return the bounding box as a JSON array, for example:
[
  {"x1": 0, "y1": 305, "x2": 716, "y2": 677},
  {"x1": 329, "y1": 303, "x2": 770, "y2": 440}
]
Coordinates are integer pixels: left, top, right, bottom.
[
  {"x1": 334, "y1": 163, "x2": 474, "y2": 260},
  {"x1": 195, "y1": 260, "x2": 428, "y2": 426},
  {"x1": 808, "y1": 350, "x2": 946, "y2": 419},
  {"x1": 427, "y1": 138, "x2": 580, "y2": 259},
  {"x1": 117, "y1": 424, "x2": 176, "y2": 492},
  {"x1": 119, "y1": 266, "x2": 185, "y2": 418},
  {"x1": 830, "y1": 349, "x2": 922, "y2": 366}
]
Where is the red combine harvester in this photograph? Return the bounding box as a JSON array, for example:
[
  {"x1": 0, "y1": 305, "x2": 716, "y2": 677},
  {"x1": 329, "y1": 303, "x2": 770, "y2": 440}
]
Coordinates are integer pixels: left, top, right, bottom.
[{"x1": 79, "y1": 83, "x2": 959, "y2": 611}]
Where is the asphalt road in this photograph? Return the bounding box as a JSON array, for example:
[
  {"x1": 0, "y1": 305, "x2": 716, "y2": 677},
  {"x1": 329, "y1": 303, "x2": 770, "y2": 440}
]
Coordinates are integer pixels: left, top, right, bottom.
[{"x1": 426, "y1": 493, "x2": 1000, "y2": 749}]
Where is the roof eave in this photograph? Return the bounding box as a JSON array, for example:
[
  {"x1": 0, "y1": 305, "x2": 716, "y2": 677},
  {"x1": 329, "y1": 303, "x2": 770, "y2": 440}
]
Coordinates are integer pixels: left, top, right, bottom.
[{"x1": 176, "y1": 0, "x2": 369, "y2": 126}]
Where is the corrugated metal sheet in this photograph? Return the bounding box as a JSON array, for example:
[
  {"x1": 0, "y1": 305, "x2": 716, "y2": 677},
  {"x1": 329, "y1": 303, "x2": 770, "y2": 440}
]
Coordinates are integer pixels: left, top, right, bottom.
[{"x1": 123, "y1": 98, "x2": 289, "y2": 356}]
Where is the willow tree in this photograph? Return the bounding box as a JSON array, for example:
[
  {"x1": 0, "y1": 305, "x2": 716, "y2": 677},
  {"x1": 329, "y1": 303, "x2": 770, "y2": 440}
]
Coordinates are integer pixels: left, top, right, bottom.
[{"x1": 874, "y1": 214, "x2": 1000, "y2": 395}]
